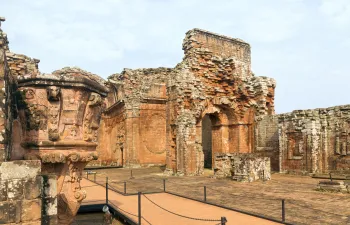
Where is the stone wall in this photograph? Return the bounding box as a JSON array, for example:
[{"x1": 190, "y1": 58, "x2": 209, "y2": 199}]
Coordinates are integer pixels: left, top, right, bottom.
[
  {"x1": 96, "y1": 68, "x2": 170, "y2": 167},
  {"x1": 255, "y1": 105, "x2": 350, "y2": 175},
  {"x1": 0, "y1": 160, "x2": 57, "y2": 224},
  {"x1": 214, "y1": 153, "x2": 271, "y2": 182},
  {"x1": 166, "y1": 28, "x2": 275, "y2": 175},
  {"x1": 278, "y1": 105, "x2": 350, "y2": 175},
  {"x1": 254, "y1": 115, "x2": 279, "y2": 171}
]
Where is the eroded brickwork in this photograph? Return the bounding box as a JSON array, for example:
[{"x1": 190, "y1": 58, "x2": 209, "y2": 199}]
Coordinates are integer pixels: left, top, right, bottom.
[
  {"x1": 255, "y1": 105, "x2": 350, "y2": 175},
  {"x1": 214, "y1": 153, "x2": 271, "y2": 182},
  {"x1": 278, "y1": 105, "x2": 350, "y2": 174},
  {"x1": 166, "y1": 29, "x2": 275, "y2": 175},
  {"x1": 96, "y1": 68, "x2": 169, "y2": 167},
  {"x1": 254, "y1": 115, "x2": 279, "y2": 171}
]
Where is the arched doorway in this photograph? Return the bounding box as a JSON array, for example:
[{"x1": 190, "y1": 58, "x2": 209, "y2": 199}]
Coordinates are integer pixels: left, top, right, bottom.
[
  {"x1": 200, "y1": 112, "x2": 228, "y2": 171},
  {"x1": 202, "y1": 115, "x2": 213, "y2": 168}
]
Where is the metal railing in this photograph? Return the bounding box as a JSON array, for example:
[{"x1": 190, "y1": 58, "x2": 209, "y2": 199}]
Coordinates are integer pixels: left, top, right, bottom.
[{"x1": 83, "y1": 171, "x2": 350, "y2": 225}]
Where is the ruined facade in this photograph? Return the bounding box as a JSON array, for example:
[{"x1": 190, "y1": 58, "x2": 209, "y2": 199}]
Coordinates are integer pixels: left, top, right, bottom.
[
  {"x1": 97, "y1": 29, "x2": 276, "y2": 175},
  {"x1": 0, "y1": 17, "x2": 107, "y2": 224},
  {"x1": 0, "y1": 14, "x2": 350, "y2": 224},
  {"x1": 256, "y1": 106, "x2": 350, "y2": 175},
  {"x1": 95, "y1": 68, "x2": 169, "y2": 167}
]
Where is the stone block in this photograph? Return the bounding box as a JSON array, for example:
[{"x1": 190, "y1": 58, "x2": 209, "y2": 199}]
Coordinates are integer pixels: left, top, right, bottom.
[
  {"x1": 7, "y1": 179, "x2": 23, "y2": 200},
  {"x1": 0, "y1": 180, "x2": 7, "y2": 201},
  {"x1": 0, "y1": 160, "x2": 41, "y2": 180},
  {"x1": 21, "y1": 199, "x2": 41, "y2": 222},
  {"x1": 21, "y1": 221, "x2": 42, "y2": 225},
  {"x1": 0, "y1": 202, "x2": 9, "y2": 224},
  {"x1": 8, "y1": 200, "x2": 21, "y2": 223},
  {"x1": 24, "y1": 176, "x2": 42, "y2": 200}
]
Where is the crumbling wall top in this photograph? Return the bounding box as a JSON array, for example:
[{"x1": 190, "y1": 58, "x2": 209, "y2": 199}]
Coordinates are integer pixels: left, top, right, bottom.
[
  {"x1": 17, "y1": 66, "x2": 109, "y2": 96},
  {"x1": 183, "y1": 28, "x2": 251, "y2": 63}
]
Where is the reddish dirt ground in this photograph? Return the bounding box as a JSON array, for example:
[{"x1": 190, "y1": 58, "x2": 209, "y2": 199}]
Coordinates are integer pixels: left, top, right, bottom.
[
  {"x1": 84, "y1": 167, "x2": 350, "y2": 225},
  {"x1": 82, "y1": 179, "x2": 280, "y2": 225}
]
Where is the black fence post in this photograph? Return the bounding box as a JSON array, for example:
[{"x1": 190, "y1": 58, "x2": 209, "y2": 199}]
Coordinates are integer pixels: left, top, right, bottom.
[
  {"x1": 204, "y1": 186, "x2": 207, "y2": 202},
  {"x1": 329, "y1": 172, "x2": 332, "y2": 181},
  {"x1": 221, "y1": 217, "x2": 227, "y2": 225},
  {"x1": 94, "y1": 173, "x2": 96, "y2": 182},
  {"x1": 124, "y1": 181, "x2": 126, "y2": 195},
  {"x1": 106, "y1": 177, "x2": 109, "y2": 205},
  {"x1": 163, "y1": 179, "x2": 166, "y2": 192},
  {"x1": 262, "y1": 170, "x2": 265, "y2": 183},
  {"x1": 282, "y1": 199, "x2": 285, "y2": 222},
  {"x1": 138, "y1": 192, "x2": 142, "y2": 225}
]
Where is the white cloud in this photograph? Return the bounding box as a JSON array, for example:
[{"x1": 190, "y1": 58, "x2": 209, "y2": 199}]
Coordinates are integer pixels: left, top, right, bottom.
[{"x1": 1, "y1": 0, "x2": 350, "y2": 113}]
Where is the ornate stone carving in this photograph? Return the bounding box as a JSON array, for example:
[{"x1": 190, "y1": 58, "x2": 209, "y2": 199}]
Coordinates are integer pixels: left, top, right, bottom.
[
  {"x1": 83, "y1": 93, "x2": 103, "y2": 142},
  {"x1": 47, "y1": 86, "x2": 61, "y2": 101},
  {"x1": 16, "y1": 67, "x2": 108, "y2": 224}
]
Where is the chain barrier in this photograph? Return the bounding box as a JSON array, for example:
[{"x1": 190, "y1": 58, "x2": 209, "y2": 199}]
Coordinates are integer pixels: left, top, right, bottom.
[
  {"x1": 108, "y1": 201, "x2": 153, "y2": 225},
  {"x1": 142, "y1": 193, "x2": 221, "y2": 222},
  {"x1": 108, "y1": 201, "x2": 138, "y2": 218},
  {"x1": 286, "y1": 199, "x2": 346, "y2": 217},
  {"x1": 141, "y1": 216, "x2": 153, "y2": 225},
  {"x1": 81, "y1": 184, "x2": 100, "y2": 188}
]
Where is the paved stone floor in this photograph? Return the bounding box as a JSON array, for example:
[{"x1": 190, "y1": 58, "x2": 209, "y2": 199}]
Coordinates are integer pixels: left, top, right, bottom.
[{"x1": 85, "y1": 167, "x2": 350, "y2": 225}]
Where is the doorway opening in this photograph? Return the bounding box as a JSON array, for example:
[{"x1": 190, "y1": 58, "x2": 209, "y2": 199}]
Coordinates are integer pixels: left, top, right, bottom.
[{"x1": 202, "y1": 114, "x2": 213, "y2": 169}]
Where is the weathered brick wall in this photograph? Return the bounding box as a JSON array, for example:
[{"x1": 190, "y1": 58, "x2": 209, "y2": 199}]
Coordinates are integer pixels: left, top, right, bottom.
[
  {"x1": 99, "y1": 68, "x2": 169, "y2": 167},
  {"x1": 166, "y1": 29, "x2": 276, "y2": 175},
  {"x1": 254, "y1": 115, "x2": 279, "y2": 171},
  {"x1": 278, "y1": 105, "x2": 350, "y2": 175},
  {"x1": 93, "y1": 101, "x2": 126, "y2": 167},
  {"x1": 0, "y1": 160, "x2": 57, "y2": 224},
  {"x1": 214, "y1": 153, "x2": 271, "y2": 182}
]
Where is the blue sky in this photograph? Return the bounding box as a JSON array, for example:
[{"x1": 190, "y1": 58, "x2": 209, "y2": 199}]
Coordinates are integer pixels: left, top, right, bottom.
[{"x1": 1, "y1": 0, "x2": 349, "y2": 113}]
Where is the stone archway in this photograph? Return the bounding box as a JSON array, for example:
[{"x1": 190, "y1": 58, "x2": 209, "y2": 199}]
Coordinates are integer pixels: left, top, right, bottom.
[{"x1": 199, "y1": 105, "x2": 229, "y2": 172}]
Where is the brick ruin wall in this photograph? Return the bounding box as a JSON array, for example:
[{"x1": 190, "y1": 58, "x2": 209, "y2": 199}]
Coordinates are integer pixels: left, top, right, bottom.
[
  {"x1": 256, "y1": 105, "x2": 350, "y2": 174},
  {"x1": 95, "y1": 68, "x2": 170, "y2": 167},
  {"x1": 254, "y1": 115, "x2": 279, "y2": 171},
  {"x1": 214, "y1": 153, "x2": 271, "y2": 182},
  {"x1": 166, "y1": 29, "x2": 275, "y2": 175}
]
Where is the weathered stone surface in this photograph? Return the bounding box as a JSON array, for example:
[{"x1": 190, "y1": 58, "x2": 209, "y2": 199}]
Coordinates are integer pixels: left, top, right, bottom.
[
  {"x1": 317, "y1": 180, "x2": 349, "y2": 193},
  {"x1": 24, "y1": 176, "x2": 42, "y2": 200},
  {"x1": 21, "y1": 199, "x2": 41, "y2": 222},
  {"x1": 0, "y1": 201, "x2": 9, "y2": 224},
  {"x1": 96, "y1": 68, "x2": 170, "y2": 167},
  {"x1": 0, "y1": 160, "x2": 41, "y2": 180},
  {"x1": 214, "y1": 153, "x2": 271, "y2": 182},
  {"x1": 256, "y1": 105, "x2": 350, "y2": 174},
  {"x1": 7, "y1": 179, "x2": 23, "y2": 200},
  {"x1": 165, "y1": 29, "x2": 275, "y2": 175},
  {"x1": 0, "y1": 180, "x2": 7, "y2": 201},
  {"x1": 8, "y1": 200, "x2": 21, "y2": 223}
]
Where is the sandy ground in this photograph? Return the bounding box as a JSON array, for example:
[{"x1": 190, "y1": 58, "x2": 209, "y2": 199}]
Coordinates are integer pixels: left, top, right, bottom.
[
  {"x1": 83, "y1": 167, "x2": 350, "y2": 225},
  {"x1": 81, "y1": 178, "x2": 280, "y2": 225}
]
